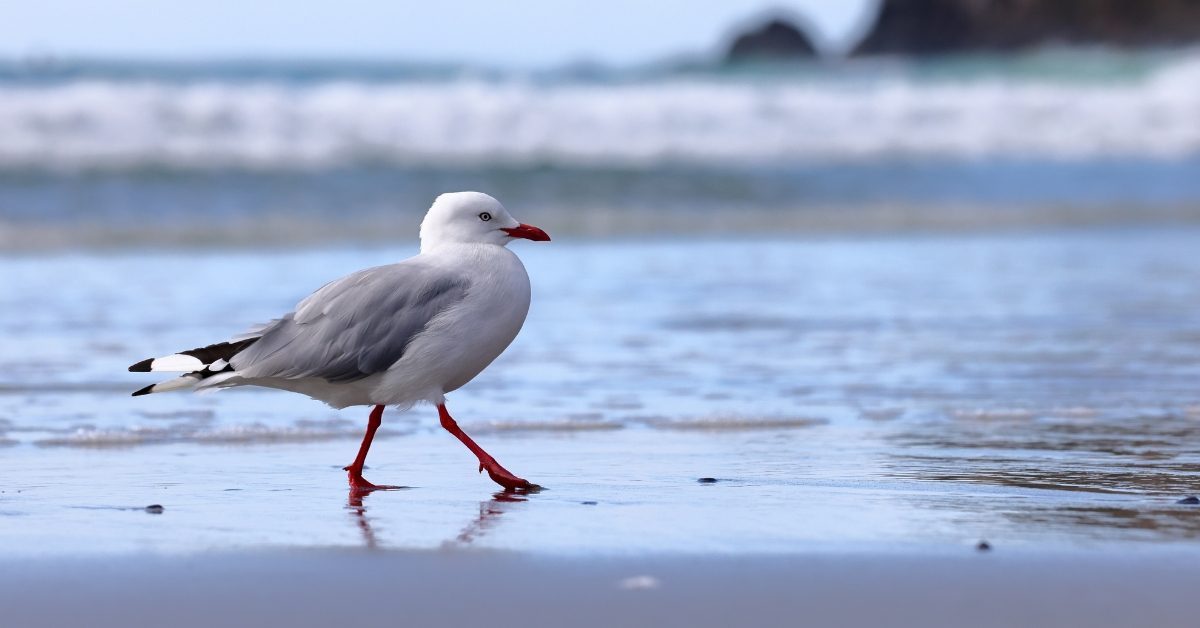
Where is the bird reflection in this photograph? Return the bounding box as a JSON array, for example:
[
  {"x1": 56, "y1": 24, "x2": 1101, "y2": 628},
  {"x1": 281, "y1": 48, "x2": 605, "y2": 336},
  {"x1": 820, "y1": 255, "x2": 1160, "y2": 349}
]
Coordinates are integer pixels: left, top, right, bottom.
[
  {"x1": 451, "y1": 491, "x2": 530, "y2": 547},
  {"x1": 346, "y1": 488, "x2": 382, "y2": 549},
  {"x1": 347, "y1": 486, "x2": 539, "y2": 550}
]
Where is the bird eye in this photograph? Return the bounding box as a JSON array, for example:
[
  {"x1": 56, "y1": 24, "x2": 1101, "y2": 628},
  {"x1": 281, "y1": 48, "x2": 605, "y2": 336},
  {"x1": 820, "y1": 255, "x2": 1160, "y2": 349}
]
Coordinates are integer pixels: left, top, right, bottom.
[{"x1": 479, "y1": 212, "x2": 492, "y2": 222}]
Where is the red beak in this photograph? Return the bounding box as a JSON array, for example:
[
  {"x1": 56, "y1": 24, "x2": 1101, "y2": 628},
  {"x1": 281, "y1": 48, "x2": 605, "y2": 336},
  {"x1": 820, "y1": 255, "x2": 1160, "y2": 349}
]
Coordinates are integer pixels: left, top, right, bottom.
[{"x1": 501, "y1": 223, "x2": 551, "y2": 242}]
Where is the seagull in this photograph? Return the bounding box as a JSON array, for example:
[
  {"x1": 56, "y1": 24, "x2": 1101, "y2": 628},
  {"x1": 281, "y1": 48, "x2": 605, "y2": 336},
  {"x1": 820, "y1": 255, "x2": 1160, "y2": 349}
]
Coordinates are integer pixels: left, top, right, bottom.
[{"x1": 129, "y1": 191, "x2": 550, "y2": 492}]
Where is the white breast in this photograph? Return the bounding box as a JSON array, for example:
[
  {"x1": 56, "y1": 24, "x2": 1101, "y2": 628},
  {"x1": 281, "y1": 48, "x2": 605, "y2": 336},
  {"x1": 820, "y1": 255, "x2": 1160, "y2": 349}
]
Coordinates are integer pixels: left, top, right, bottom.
[{"x1": 372, "y1": 243, "x2": 532, "y2": 406}]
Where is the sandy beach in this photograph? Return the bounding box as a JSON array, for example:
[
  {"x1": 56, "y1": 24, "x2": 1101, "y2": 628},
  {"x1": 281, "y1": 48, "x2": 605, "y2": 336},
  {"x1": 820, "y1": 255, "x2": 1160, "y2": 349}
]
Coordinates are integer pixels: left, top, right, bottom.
[
  {"x1": 4, "y1": 423, "x2": 1200, "y2": 628},
  {"x1": 2, "y1": 548, "x2": 1197, "y2": 628},
  {"x1": 3, "y1": 232, "x2": 1199, "y2": 628},
  {"x1": 4, "y1": 232, "x2": 1200, "y2": 578},
  {"x1": 3, "y1": 419, "x2": 1200, "y2": 627}
]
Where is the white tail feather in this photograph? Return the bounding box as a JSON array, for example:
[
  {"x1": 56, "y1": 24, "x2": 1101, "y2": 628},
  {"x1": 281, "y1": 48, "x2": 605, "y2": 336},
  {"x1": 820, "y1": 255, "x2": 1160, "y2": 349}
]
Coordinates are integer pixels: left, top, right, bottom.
[{"x1": 148, "y1": 354, "x2": 206, "y2": 372}]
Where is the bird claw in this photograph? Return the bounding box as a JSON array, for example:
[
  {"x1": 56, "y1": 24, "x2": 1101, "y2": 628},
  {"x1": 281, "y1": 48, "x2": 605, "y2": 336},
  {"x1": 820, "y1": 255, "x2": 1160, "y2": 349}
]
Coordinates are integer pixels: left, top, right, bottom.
[
  {"x1": 484, "y1": 468, "x2": 538, "y2": 492},
  {"x1": 347, "y1": 469, "x2": 405, "y2": 492}
]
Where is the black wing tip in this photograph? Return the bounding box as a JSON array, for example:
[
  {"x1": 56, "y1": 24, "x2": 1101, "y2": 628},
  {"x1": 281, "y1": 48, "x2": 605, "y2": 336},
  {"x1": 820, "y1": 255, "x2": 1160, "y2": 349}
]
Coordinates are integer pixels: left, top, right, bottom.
[
  {"x1": 131, "y1": 384, "x2": 155, "y2": 397},
  {"x1": 128, "y1": 358, "x2": 154, "y2": 373}
]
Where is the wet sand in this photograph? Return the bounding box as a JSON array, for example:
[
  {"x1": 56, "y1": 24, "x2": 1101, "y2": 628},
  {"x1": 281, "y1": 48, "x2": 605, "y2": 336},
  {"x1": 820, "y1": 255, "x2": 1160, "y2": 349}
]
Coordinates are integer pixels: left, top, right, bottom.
[
  {"x1": 3, "y1": 428, "x2": 1199, "y2": 556},
  {"x1": 4, "y1": 549, "x2": 1199, "y2": 628},
  {"x1": 3, "y1": 231, "x2": 1200, "y2": 625},
  {"x1": 4, "y1": 427, "x2": 1199, "y2": 628}
]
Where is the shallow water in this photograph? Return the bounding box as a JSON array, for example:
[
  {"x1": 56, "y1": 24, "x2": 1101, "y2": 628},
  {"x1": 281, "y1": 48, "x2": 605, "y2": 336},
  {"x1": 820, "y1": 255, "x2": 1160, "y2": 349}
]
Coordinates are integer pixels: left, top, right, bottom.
[{"x1": 1, "y1": 229, "x2": 1199, "y2": 554}]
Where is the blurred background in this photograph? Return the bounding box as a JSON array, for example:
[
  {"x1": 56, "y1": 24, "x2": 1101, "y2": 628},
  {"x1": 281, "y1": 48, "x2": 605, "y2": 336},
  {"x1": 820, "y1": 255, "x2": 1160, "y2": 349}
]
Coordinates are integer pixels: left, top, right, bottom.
[
  {"x1": 2, "y1": 0, "x2": 1200, "y2": 550},
  {"x1": 3, "y1": 0, "x2": 1199, "y2": 249}
]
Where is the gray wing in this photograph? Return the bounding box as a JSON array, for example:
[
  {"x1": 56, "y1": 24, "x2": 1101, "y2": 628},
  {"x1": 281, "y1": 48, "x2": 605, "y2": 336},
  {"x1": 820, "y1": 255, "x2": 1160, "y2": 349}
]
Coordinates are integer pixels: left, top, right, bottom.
[{"x1": 231, "y1": 260, "x2": 469, "y2": 384}]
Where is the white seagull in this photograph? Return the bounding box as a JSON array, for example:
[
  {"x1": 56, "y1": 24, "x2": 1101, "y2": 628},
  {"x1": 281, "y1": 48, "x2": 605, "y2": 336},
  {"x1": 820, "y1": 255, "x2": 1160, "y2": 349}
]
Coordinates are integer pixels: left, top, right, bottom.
[{"x1": 129, "y1": 192, "x2": 550, "y2": 491}]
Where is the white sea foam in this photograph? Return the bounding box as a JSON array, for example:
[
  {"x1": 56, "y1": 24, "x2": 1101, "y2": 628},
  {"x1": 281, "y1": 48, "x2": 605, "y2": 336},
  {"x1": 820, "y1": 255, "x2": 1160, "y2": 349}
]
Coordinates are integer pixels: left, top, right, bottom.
[{"x1": 3, "y1": 55, "x2": 1200, "y2": 170}]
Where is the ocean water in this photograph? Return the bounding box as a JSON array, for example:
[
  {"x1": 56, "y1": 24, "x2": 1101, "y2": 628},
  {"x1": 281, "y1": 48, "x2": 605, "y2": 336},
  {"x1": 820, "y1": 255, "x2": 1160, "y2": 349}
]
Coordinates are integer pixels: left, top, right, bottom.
[{"x1": 3, "y1": 51, "x2": 1200, "y2": 249}]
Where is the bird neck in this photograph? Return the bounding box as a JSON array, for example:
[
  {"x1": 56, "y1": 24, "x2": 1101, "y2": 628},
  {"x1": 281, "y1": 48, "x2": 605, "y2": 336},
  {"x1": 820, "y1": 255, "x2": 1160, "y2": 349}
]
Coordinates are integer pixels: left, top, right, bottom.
[{"x1": 419, "y1": 241, "x2": 514, "y2": 265}]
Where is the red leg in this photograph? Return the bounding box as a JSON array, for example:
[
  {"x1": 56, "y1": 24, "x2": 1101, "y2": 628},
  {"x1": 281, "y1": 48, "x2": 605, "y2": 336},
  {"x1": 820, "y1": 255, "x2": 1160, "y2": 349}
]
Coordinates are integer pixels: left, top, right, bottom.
[
  {"x1": 438, "y1": 404, "x2": 536, "y2": 491},
  {"x1": 344, "y1": 404, "x2": 402, "y2": 491}
]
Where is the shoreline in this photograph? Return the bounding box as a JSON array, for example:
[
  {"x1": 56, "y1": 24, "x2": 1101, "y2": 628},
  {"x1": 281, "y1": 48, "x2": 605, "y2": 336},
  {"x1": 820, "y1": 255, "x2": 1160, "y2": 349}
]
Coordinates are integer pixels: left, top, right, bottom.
[{"x1": 6, "y1": 203, "x2": 1200, "y2": 254}]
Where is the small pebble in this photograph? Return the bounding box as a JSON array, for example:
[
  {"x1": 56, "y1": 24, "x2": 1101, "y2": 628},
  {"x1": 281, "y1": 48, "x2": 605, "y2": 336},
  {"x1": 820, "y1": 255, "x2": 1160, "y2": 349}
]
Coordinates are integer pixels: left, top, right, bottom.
[
  {"x1": 618, "y1": 575, "x2": 660, "y2": 590},
  {"x1": 697, "y1": 477, "x2": 718, "y2": 484},
  {"x1": 581, "y1": 501, "x2": 598, "y2": 505},
  {"x1": 976, "y1": 540, "x2": 991, "y2": 551},
  {"x1": 145, "y1": 504, "x2": 165, "y2": 514},
  {"x1": 1177, "y1": 496, "x2": 1200, "y2": 505}
]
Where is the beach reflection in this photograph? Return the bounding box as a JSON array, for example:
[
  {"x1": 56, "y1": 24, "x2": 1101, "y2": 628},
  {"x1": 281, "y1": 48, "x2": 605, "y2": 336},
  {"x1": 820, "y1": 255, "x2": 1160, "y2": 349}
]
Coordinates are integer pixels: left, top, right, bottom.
[
  {"x1": 1005, "y1": 505, "x2": 1200, "y2": 539},
  {"x1": 346, "y1": 489, "x2": 382, "y2": 550},
  {"x1": 346, "y1": 488, "x2": 536, "y2": 551},
  {"x1": 450, "y1": 492, "x2": 531, "y2": 548},
  {"x1": 883, "y1": 412, "x2": 1200, "y2": 541}
]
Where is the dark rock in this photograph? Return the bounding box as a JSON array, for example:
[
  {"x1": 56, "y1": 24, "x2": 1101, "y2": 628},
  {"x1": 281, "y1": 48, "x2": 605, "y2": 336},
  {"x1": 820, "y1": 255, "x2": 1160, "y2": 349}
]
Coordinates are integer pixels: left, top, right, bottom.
[
  {"x1": 976, "y1": 540, "x2": 992, "y2": 551},
  {"x1": 581, "y1": 501, "x2": 598, "y2": 505},
  {"x1": 697, "y1": 477, "x2": 719, "y2": 484},
  {"x1": 853, "y1": 0, "x2": 976, "y2": 55},
  {"x1": 145, "y1": 504, "x2": 165, "y2": 514},
  {"x1": 853, "y1": 0, "x2": 1200, "y2": 56},
  {"x1": 726, "y1": 19, "x2": 818, "y2": 62},
  {"x1": 1178, "y1": 496, "x2": 1200, "y2": 505}
]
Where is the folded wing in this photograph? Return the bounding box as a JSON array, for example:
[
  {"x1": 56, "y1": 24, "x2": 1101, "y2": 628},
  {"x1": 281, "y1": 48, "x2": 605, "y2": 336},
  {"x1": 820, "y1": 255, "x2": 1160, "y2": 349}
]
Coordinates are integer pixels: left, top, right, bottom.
[{"x1": 231, "y1": 260, "x2": 469, "y2": 383}]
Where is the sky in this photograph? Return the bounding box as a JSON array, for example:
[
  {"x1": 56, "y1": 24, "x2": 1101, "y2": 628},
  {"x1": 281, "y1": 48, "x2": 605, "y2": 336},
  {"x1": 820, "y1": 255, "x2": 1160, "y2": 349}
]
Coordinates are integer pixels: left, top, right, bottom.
[{"x1": 1, "y1": 1, "x2": 877, "y2": 66}]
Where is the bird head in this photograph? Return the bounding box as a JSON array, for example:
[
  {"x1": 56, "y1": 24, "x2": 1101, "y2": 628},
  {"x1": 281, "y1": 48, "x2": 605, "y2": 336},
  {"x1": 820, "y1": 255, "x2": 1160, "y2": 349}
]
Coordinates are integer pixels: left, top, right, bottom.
[{"x1": 419, "y1": 191, "x2": 551, "y2": 252}]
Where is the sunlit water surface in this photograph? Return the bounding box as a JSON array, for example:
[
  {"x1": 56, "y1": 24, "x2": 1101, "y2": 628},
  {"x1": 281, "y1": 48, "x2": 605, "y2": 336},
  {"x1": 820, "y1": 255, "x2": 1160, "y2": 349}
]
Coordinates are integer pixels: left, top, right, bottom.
[{"x1": 1, "y1": 229, "x2": 1199, "y2": 555}]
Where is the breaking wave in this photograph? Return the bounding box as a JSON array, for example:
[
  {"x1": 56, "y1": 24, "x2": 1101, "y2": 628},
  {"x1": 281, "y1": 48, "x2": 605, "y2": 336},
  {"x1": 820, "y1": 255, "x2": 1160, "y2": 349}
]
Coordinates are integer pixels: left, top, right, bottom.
[{"x1": 3, "y1": 53, "x2": 1200, "y2": 170}]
